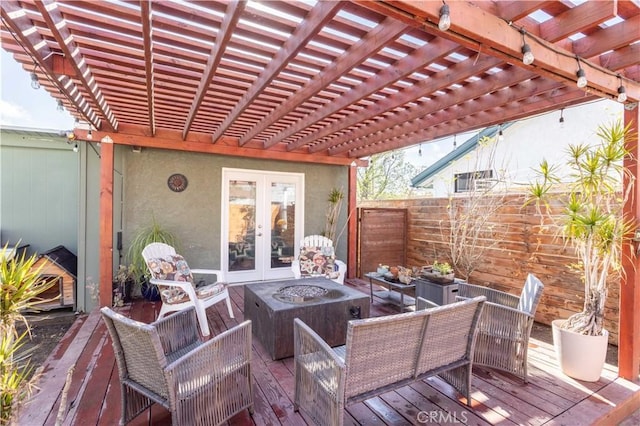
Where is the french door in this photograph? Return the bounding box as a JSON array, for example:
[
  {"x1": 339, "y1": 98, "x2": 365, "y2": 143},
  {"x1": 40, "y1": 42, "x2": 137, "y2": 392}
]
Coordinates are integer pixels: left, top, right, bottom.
[{"x1": 222, "y1": 169, "x2": 304, "y2": 283}]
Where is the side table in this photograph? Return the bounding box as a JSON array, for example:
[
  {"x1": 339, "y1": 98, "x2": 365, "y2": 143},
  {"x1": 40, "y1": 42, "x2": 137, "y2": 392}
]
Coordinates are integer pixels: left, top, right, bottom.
[{"x1": 365, "y1": 272, "x2": 415, "y2": 312}]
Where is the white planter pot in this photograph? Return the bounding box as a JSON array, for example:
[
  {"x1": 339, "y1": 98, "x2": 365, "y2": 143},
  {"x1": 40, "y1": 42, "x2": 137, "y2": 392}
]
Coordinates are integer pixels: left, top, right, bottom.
[{"x1": 552, "y1": 319, "x2": 609, "y2": 382}]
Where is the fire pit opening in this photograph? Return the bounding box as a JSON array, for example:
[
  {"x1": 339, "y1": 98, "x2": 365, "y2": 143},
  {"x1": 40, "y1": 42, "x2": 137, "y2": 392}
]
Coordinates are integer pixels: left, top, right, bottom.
[{"x1": 273, "y1": 284, "x2": 337, "y2": 304}]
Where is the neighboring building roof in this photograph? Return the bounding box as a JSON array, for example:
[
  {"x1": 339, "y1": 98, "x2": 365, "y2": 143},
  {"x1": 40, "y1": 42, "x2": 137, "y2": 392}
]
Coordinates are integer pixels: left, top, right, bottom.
[
  {"x1": 39, "y1": 245, "x2": 78, "y2": 279},
  {"x1": 0, "y1": 125, "x2": 65, "y2": 137},
  {"x1": 411, "y1": 123, "x2": 514, "y2": 187}
]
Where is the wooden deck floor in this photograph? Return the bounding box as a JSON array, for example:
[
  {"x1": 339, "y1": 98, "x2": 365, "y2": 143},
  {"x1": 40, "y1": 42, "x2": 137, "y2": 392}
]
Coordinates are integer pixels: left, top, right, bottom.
[{"x1": 18, "y1": 279, "x2": 640, "y2": 426}]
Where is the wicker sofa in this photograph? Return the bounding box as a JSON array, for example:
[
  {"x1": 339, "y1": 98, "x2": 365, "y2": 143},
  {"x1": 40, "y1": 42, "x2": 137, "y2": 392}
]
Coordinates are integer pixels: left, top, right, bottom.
[{"x1": 293, "y1": 296, "x2": 486, "y2": 426}]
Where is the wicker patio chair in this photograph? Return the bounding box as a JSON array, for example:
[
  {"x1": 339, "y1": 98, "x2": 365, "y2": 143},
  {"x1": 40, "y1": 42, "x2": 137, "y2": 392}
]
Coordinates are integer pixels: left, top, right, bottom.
[
  {"x1": 142, "y1": 242, "x2": 234, "y2": 337},
  {"x1": 456, "y1": 273, "x2": 545, "y2": 382},
  {"x1": 100, "y1": 306, "x2": 253, "y2": 425}
]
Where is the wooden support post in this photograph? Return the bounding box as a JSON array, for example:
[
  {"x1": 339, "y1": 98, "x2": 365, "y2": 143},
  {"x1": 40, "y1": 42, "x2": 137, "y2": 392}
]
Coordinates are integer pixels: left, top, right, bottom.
[
  {"x1": 620, "y1": 102, "x2": 640, "y2": 380},
  {"x1": 99, "y1": 139, "x2": 114, "y2": 307},
  {"x1": 347, "y1": 162, "x2": 358, "y2": 280}
]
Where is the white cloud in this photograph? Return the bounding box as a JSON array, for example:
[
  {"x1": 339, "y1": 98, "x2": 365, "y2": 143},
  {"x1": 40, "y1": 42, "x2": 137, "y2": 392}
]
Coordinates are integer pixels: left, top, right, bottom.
[{"x1": 0, "y1": 99, "x2": 35, "y2": 126}]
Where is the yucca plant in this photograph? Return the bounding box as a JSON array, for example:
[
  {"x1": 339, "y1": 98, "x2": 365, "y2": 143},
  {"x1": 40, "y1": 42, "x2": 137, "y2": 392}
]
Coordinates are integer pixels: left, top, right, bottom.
[
  {"x1": 525, "y1": 119, "x2": 636, "y2": 336},
  {"x1": 0, "y1": 245, "x2": 57, "y2": 424},
  {"x1": 323, "y1": 187, "x2": 344, "y2": 244}
]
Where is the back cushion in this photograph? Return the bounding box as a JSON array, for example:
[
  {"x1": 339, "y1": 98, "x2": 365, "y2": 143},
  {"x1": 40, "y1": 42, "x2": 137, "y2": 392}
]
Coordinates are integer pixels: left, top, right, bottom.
[
  {"x1": 298, "y1": 246, "x2": 336, "y2": 277},
  {"x1": 145, "y1": 254, "x2": 194, "y2": 304},
  {"x1": 146, "y1": 254, "x2": 194, "y2": 283}
]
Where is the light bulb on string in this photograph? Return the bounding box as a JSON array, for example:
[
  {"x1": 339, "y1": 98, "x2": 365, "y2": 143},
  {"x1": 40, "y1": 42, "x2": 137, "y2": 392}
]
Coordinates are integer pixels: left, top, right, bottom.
[
  {"x1": 438, "y1": 1, "x2": 450, "y2": 31},
  {"x1": 30, "y1": 71, "x2": 40, "y2": 89},
  {"x1": 418, "y1": 144, "x2": 422, "y2": 156},
  {"x1": 559, "y1": 109, "x2": 565, "y2": 128},
  {"x1": 617, "y1": 76, "x2": 627, "y2": 103},
  {"x1": 575, "y1": 57, "x2": 587, "y2": 88},
  {"x1": 498, "y1": 126, "x2": 504, "y2": 142},
  {"x1": 57, "y1": 99, "x2": 64, "y2": 112},
  {"x1": 520, "y1": 29, "x2": 534, "y2": 65}
]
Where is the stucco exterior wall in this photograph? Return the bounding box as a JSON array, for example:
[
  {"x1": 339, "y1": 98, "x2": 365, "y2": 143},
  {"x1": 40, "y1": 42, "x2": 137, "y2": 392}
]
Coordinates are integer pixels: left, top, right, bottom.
[{"x1": 122, "y1": 148, "x2": 349, "y2": 269}]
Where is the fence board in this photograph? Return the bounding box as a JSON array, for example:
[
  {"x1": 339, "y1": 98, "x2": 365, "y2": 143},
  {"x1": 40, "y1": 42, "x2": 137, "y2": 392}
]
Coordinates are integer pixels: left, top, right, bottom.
[{"x1": 359, "y1": 195, "x2": 621, "y2": 344}]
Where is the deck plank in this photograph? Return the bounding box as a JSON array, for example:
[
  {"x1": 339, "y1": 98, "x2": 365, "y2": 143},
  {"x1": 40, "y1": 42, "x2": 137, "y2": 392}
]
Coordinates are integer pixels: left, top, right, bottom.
[
  {"x1": 18, "y1": 309, "x2": 101, "y2": 426},
  {"x1": 17, "y1": 279, "x2": 640, "y2": 426}
]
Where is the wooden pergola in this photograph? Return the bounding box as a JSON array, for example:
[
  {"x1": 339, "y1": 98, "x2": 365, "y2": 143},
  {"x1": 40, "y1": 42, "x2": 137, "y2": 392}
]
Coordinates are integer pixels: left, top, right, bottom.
[{"x1": 2, "y1": 0, "x2": 639, "y2": 379}]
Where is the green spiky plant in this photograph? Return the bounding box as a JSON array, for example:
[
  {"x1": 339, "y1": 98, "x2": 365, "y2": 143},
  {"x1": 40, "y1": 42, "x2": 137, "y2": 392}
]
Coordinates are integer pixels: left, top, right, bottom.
[
  {"x1": 323, "y1": 187, "x2": 344, "y2": 244},
  {"x1": 126, "y1": 217, "x2": 179, "y2": 287},
  {"x1": 1, "y1": 245, "x2": 57, "y2": 424},
  {"x1": 525, "y1": 119, "x2": 636, "y2": 336}
]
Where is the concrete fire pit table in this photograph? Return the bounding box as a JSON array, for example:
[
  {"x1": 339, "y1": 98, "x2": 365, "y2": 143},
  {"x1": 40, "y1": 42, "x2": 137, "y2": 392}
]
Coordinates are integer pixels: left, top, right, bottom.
[{"x1": 243, "y1": 277, "x2": 370, "y2": 360}]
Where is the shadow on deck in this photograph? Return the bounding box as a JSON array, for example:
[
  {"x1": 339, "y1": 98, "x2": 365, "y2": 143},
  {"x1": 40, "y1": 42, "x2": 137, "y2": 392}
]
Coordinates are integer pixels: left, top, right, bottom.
[{"x1": 17, "y1": 279, "x2": 640, "y2": 425}]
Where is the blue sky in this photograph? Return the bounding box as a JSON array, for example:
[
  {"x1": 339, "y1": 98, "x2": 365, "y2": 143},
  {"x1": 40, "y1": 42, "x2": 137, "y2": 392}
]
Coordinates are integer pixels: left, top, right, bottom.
[{"x1": 1, "y1": 49, "x2": 75, "y2": 131}]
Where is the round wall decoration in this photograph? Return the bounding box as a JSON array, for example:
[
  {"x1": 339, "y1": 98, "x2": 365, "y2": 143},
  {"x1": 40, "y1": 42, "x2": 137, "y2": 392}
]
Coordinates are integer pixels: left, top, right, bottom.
[{"x1": 167, "y1": 173, "x2": 188, "y2": 192}]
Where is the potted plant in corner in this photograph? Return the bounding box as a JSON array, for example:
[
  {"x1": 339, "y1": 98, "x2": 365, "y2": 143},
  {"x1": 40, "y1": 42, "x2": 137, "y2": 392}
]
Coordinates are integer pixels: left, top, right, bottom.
[
  {"x1": 526, "y1": 119, "x2": 636, "y2": 381},
  {"x1": 112, "y1": 264, "x2": 135, "y2": 306},
  {"x1": 126, "y1": 217, "x2": 179, "y2": 301}
]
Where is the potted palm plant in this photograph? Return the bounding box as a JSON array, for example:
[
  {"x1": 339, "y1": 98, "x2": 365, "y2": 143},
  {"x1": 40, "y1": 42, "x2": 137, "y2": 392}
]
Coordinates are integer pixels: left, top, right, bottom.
[
  {"x1": 526, "y1": 119, "x2": 636, "y2": 381},
  {"x1": 126, "y1": 217, "x2": 179, "y2": 300}
]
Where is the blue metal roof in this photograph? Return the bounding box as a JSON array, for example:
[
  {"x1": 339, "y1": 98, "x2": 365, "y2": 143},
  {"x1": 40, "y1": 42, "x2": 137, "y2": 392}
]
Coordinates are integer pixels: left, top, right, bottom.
[{"x1": 411, "y1": 123, "x2": 513, "y2": 187}]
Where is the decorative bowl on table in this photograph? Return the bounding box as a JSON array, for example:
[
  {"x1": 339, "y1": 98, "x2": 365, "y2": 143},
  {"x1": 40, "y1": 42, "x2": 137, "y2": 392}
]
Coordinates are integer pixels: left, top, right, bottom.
[
  {"x1": 377, "y1": 266, "x2": 389, "y2": 275},
  {"x1": 398, "y1": 273, "x2": 413, "y2": 285}
]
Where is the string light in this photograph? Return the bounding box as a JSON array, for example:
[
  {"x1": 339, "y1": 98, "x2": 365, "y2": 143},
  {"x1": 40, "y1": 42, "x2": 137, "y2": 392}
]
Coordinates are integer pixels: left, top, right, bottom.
[
  {"x1": 575, "y1": 57, "x2": 587, "y2": 88},
  {"x1": 617, "y1": 76, "x2": 627, "y2": 103},
  {"x1": 30, "y1": 71, "x2": 40, "y2": 90},
  {"x1": 453, "y1": 134, "x2": 457, "y2": 150},
  {"x1": 418, "y1": 144, "x2": 422, "y2": 156},
  {"x1": 559, "y1": 108, "x2": 565, "y2": 127},
  {"x1": 438, "y1": 1, "x2": 451, "y2": 31},
  {"x1": 73, "y1": 143, "x2": 79, "y2": 153},
  {"x1": 498, "y1": 125, "x2": 504, "y2": 142},
  {"x1": 57, "y1": 99, "x2": 64, "y2": 112},
  {"x1": 520, "y1": 30, "x2": 534, "y2": 65},
  {"x1": 87, "y1": 129, "x2": 93, "y2": 140}
]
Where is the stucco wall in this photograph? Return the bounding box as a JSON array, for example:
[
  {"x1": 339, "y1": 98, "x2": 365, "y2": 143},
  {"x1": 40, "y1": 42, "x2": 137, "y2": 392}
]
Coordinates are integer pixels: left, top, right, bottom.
[{"x1": 122, "y1": 148, "x2": 348, "y2": 269}]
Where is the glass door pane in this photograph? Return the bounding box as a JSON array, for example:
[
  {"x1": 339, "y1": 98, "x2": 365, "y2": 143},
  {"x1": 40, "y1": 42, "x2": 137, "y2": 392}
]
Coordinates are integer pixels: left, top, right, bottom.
[
  {"x1": 269, "y1": 182, "x2": 296, "y2": 269},
  {"x1": 228, "y1": 179, "x2": 256, "y2": 272}
]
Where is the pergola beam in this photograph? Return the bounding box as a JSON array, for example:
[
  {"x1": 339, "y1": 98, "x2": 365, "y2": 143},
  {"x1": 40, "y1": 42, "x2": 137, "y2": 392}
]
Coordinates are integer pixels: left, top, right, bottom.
[
  {"x1": 140, "y1": 1, "x2": 156, "y2": 136},
  {"x1": 72, "y1": 125, "x2": 366, "y2": 167},
  {"x1": 210, "y1": 0, "x2": 341, "y2": 143},
  {"x1": 350, "y1": 87, "x2": 597, "y2": 158},
  {"x1": 183, "y1": 0, "x2": 246, "y2": 140},
  {"x1": 36, "y1": 0, "x2": 118, "y2": 131},
  {"x1": 0, "y1": 1, "x2": 102, "y2": 130},
  {"x1": 279, "y1": 37, "x2": 459, "y2": 151},
  {"x1": 238, "y1": 17, "x2": 408, "y2": 145},
  {"x1": 330, "y1": 65, "x2": 536, "y2": 155},
  {"x1": 367, "y1": 0, "x2": 640, "y2": 101}
]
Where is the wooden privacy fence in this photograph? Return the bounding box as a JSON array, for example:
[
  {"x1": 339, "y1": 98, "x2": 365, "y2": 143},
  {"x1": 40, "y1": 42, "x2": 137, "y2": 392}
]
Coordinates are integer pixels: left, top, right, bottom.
[{"x1": 358, "y1": 194, "x2": 621, "y2": 345}]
